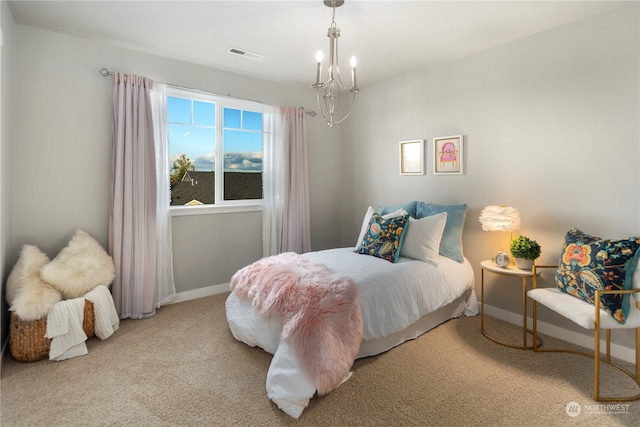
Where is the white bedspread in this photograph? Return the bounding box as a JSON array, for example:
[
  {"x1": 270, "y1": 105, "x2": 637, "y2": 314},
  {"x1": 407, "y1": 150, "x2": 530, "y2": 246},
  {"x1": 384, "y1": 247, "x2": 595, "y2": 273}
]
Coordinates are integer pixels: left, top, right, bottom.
[
  {"x1": 303, "y1": 248, "x2": 475, "y2": 340},
  {"x1": 226, "y1": 247, "x2": 476, "y2": 418}
]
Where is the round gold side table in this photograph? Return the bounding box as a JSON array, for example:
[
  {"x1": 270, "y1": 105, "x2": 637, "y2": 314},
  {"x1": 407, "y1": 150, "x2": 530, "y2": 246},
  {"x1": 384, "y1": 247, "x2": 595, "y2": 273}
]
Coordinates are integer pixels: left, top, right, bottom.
[{"x1": 480, "y1": 259, "x2": 542, "y2": 350}]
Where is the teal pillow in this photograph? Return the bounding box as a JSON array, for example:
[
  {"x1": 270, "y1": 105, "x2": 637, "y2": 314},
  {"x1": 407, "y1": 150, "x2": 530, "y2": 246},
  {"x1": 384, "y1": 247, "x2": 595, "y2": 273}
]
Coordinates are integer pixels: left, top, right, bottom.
[
  {"x1": 416, "y1": 202, "x2": 468, "y2": 263},
  {"x1": 555, "y1": 228, "x2": 640, "y2": 324},
  {"x1": 356, "y1": 212, "x2": 409, "y2": 263},
  {"x1": 378, "y1": 201, "x2": 418, "y2": 219}
]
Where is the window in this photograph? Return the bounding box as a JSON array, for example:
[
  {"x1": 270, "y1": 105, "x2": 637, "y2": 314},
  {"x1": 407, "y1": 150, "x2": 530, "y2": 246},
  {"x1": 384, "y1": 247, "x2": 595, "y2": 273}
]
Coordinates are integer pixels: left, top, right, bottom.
[{"x1": 166, "y1": 87, "x2": 264, "y2": 212}]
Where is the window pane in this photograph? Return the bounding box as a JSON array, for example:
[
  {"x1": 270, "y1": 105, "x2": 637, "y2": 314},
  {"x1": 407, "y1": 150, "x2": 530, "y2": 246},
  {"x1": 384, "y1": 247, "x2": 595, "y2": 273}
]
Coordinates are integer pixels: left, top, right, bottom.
[
  {"x1": 169, "y1": 123, "x2": 216, "y2": 206},
  {"x1": 193, "y1": 101, "x2": 215, "y2": 126},
  {"x1": 167, "y1": 97, "x2": 191, "y2": 124},
  {"x1": 223, "y1": 126, "x2": 262, "y2": 201},
  {"x1": 224, "y1": 108, "x2": 241, "y2": 129},
  {"x1": 167, "y1": 88, "x2": 264, "y2": 207},
  {"x1": 243, "y1": 111, "x2": 262, "y2": 131}
]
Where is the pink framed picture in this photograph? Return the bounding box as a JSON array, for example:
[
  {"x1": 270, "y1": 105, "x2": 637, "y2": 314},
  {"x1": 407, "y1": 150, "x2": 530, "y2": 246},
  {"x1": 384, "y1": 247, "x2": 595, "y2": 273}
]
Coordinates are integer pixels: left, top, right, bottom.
[{"x1": 433, "y1": 135, "x2": 463, "y2": 175}]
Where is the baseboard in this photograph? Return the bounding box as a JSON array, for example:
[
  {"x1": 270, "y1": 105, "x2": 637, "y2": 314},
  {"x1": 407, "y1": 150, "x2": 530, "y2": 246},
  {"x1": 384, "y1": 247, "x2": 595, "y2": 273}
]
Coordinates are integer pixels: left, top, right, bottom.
[
  {"x1": 167, "y1": 283, "x2": 230, "y2": 305},
  {"x1": 483, "y1": 304, "x2": 636, "y2": 365}
]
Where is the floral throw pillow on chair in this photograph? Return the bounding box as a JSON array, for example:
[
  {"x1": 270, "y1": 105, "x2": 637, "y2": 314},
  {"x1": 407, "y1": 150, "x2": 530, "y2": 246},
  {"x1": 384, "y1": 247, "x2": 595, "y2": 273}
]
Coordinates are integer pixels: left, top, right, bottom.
[{"x1": 555, "y1": 228, "x2": 640, "y2": 324}]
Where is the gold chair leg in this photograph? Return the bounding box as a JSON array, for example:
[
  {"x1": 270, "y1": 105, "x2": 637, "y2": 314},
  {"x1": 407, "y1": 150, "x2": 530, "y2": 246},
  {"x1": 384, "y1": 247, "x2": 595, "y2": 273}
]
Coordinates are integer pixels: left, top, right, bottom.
[
  {"x1": 532, "y1": 300, "x2": 539, "y2": 352},
  {"x1": 594, "y1": 324, "x2": 600, "y2": 401},
  {"x1": 637, "y1": 324, "x2": 640, "y2": 383}
]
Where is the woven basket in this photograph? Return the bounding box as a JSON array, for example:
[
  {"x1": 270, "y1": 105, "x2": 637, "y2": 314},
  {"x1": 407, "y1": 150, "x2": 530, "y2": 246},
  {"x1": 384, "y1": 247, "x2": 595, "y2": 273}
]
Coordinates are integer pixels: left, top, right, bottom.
[{"x1": 9, "y1": 299, "x2": 95, "y2": 362}]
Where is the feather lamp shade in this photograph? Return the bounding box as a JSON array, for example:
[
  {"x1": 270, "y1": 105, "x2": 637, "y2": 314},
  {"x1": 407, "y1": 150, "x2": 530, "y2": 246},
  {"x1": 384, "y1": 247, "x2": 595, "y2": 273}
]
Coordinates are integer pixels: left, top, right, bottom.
[{"x1": 479, "y1": 205, "x2": 521, "y2": 232}]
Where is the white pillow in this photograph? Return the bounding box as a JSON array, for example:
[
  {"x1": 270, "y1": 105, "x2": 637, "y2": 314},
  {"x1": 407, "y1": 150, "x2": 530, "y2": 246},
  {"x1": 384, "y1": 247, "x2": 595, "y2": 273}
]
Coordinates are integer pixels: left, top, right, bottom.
[
  {"x1": 40, "y1": 229, "x2": 116, "y2": 299},
  {"x1": 400, "y1": 212, "x2": 448, "y2": 265},
  {"x1": 354, "y1": 206, "x2": 409, "y2": 250},
  {"x1": 7, "y1": 245, "x2": 63, "y2": 320}
]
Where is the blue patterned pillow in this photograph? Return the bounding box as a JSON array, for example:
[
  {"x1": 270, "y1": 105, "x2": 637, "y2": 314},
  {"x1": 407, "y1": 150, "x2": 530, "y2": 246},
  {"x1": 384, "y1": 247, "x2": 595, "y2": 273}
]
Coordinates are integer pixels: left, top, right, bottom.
[
  {"x1": 555, "y1": 228, "x2": 640, "y2": 324},
  {"x1": 356, "y1": 212, "x2": 409, "y2": 263},
  {"x1": 415, "y1": 202, "x2": 468, "y2": 263},
  {"x1": 378, "y1": 201, "x2": 418, "y2": 219}
]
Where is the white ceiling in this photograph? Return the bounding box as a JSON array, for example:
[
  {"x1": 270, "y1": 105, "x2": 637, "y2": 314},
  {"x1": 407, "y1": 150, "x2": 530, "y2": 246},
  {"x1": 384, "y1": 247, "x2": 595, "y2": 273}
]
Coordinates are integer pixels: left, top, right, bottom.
[{"x1": 7, "y1": 0, "x2": 631, "y2": 88}]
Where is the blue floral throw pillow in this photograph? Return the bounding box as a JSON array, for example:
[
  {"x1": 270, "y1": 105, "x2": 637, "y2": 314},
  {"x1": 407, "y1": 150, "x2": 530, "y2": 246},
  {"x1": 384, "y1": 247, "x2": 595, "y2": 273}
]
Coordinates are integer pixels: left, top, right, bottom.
[
  {"x1": 356, "y1": 212, "x2": 409, "y2": 263},
  {"x1": 555, "y1": 228, "x2": 640, "y2": 324}
]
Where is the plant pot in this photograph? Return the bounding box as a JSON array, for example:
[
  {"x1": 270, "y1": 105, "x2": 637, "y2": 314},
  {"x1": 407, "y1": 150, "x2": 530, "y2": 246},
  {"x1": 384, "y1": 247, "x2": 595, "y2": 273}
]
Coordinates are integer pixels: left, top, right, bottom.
[{"x1": 514, "y1": 258, "x2": 534, "y2": 270}]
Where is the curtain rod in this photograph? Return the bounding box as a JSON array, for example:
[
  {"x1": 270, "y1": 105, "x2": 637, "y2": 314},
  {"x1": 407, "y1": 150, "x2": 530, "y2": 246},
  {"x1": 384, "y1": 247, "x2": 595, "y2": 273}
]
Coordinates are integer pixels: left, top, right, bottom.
[{"x1": 99, "y1": 68, "x2": 316, "y2": 117}]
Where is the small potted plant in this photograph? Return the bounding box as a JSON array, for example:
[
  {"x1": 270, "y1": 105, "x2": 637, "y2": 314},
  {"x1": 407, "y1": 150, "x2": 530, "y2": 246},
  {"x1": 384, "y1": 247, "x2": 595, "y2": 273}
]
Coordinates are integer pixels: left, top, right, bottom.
[{"x1": 509, "y1": 235, "x2": 541, "y2": 270}]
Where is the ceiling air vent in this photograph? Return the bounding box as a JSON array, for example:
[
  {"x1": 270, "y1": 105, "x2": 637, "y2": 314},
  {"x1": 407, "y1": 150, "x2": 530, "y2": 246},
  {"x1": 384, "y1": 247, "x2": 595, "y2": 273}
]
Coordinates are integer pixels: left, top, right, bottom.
[{"x1": 226, "y1": 47, "x2": 264, "y2": 61}]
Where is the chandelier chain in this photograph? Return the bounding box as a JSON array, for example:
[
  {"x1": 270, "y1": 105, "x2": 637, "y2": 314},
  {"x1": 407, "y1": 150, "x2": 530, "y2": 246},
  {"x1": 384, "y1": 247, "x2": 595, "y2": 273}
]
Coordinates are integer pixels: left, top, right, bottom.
[{"x1": 331, "y1": 3, "x2": 336, "y2": 26}]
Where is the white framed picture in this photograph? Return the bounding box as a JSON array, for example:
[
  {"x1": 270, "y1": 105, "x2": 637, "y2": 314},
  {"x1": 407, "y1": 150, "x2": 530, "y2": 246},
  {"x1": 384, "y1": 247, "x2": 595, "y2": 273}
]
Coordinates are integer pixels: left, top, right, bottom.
[
  {"x1": 399, "y1": 139, "x2": 424, "y2": 175},
  {"x1": 433, "y1": 135, "x2": 464, "y2": 175}
]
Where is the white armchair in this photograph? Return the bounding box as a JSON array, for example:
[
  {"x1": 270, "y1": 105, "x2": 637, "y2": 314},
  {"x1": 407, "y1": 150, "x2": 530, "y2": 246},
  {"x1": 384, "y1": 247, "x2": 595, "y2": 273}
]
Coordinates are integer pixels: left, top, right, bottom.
[{"x1": 528, "y1": 264, "x2": 640, "y2": 401}]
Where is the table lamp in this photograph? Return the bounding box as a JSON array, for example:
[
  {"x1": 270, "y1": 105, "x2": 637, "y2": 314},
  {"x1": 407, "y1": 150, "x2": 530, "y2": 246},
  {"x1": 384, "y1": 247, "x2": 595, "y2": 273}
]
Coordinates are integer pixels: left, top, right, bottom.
[{"x1": 478, "y1": 205, "x2": 521, "y2": 267}]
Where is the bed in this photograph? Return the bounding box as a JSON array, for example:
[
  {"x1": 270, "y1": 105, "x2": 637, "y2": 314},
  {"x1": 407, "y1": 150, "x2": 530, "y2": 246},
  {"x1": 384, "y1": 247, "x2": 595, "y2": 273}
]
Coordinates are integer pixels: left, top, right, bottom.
[{"x1": 225, "y1": 202, "x2": 478, "y2": 418}]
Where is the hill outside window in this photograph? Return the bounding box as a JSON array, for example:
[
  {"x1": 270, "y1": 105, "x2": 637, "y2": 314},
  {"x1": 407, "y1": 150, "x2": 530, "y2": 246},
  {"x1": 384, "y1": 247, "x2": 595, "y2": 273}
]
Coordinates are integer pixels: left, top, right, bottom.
[{"x1": 167, "y1": 86, "x2": 264, "y2": 214}]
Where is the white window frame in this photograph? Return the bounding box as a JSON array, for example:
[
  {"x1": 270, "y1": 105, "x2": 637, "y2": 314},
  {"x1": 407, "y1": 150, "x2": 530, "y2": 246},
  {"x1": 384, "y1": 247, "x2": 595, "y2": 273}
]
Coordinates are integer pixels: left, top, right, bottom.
[{"x1": 166, "y1": 86, "x2": 264, "y2": 216}]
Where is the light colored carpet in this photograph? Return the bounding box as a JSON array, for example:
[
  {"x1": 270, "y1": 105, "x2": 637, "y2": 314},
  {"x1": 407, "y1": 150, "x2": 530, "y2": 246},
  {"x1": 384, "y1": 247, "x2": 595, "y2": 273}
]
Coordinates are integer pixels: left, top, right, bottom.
[{"x1": 2, "y1": 292, "x2": 639, "y2": 426}]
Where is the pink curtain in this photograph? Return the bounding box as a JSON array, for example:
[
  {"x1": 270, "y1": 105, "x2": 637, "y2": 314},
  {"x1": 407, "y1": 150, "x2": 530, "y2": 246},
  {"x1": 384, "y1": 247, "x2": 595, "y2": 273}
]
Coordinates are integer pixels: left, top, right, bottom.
[
  {"x1": 279, "y1": 107, "x2": 312, "y2": 254},
  {"x1": 263, "y1": 106, "x2": 311, "y2": 256},
  {"x1": 109, "y1": 73, "x2": 157, "y2": 319}
]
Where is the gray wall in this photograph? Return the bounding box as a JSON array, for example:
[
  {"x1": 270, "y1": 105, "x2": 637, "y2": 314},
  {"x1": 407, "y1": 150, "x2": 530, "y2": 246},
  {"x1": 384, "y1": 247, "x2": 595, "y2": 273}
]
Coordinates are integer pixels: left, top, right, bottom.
[
  {"x1": 0, "y1": 1, "x2": 15, "y2": 350},
  {"x1": 340, "y1": 4, "x2": 639, "y2": 349},
  {"x1": 1, "y1": 0, "x2": 16, "y2": 353}
]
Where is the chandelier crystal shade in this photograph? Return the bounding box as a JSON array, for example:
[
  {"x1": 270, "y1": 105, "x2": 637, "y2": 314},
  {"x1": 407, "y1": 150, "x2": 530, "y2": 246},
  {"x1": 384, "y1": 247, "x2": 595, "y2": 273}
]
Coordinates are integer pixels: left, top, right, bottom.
[{"x1": 311, "y1": 0, "x2": 359, "y2": 127}]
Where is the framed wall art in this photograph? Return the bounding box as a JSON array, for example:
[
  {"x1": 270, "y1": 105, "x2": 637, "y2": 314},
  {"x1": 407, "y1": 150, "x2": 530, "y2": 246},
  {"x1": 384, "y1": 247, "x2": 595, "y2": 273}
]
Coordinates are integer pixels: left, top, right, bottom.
[
  {"x1": 433, "y1": 135, "x2": 464, "y2": 175},
  {"x1": 399, "y1": 139, "x2": 424, "y2": 175}
]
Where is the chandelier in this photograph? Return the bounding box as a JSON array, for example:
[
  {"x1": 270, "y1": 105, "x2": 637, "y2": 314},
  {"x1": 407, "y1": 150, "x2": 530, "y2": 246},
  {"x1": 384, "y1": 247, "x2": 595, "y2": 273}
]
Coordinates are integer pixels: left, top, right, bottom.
[{"x1": 311, "y1": 0, "x2": 359, "y2": 127}]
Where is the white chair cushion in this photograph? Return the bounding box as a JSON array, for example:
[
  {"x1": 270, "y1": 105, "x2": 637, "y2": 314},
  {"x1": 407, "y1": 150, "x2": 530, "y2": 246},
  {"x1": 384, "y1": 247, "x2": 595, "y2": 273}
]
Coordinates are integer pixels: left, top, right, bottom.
[{"x1": 528, "y1": 288, "x2": 640, "y2": 330}]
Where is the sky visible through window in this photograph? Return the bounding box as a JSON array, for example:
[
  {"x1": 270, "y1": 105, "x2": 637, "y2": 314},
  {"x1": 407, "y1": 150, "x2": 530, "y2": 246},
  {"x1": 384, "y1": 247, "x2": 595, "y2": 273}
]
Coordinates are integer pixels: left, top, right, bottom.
[{"x1": 168, "y1": 96, "x2": 263, "y2": 173}]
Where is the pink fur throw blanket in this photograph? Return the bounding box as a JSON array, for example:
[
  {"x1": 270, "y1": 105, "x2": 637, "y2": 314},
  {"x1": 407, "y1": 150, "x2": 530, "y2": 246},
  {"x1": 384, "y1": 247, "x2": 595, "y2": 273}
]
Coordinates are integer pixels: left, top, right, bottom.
[{"x1": 230, "y1": 252, "x2": 363, "y2": 394}]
